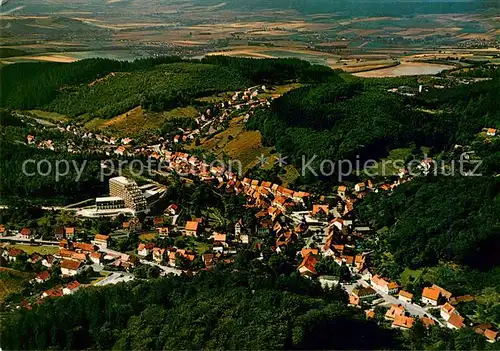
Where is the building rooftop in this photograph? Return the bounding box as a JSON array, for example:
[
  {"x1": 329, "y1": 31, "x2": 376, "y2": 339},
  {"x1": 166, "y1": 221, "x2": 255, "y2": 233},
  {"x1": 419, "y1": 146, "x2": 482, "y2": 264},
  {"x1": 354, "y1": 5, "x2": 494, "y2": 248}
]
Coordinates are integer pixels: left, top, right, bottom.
[
  {"x1": 96, "y1": 196, "x2": 124, "y2": 202},
  {"x1": 110, "y1": 176, "x2": 132, "y2": 185}
]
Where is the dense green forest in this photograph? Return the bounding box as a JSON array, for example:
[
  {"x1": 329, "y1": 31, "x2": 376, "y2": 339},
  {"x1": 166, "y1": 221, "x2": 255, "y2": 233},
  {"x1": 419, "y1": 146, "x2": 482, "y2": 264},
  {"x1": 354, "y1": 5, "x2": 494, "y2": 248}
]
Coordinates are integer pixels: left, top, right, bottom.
[
  {"x1": 358, "y1": 176, "x2": 500, "y2": 270},
  {"x1": 0, "y1": 56, "x2": 332, "y2": 119},
  {"x1": 0, "y1": 268, "x2": 401, "y2": 350}
]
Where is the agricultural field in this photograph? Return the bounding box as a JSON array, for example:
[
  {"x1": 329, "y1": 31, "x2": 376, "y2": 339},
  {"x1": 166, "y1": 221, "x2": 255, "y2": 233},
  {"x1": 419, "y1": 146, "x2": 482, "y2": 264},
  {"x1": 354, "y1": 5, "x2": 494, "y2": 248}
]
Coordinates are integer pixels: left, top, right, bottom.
[
  {"x1": 1, "y1": 1, "x2": 498, "y2": 69},
  {"x1": 353, "y1": 61, "x2": 454, "y2": 77}
]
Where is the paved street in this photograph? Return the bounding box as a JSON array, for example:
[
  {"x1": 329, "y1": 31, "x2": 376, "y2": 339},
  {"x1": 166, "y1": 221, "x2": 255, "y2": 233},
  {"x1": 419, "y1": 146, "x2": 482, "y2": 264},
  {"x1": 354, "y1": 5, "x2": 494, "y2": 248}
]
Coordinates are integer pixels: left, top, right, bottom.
[
  {"x1": 0, "y1": 236, "x2": 59, "y2": 245},
  {"x1": 346, "y1": 278, "x2": 443, "y2": 326},
  {"x1": 139, "y1": 259, "x2": 182, "y2": 276},
  {"x1": 95, "y1": 272, "x2": 135, "y2": 286}
]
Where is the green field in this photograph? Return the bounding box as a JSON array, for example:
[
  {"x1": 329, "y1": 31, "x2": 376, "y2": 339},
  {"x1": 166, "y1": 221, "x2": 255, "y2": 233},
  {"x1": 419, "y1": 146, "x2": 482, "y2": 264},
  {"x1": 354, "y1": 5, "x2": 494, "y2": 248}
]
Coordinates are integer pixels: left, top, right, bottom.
[{"x1": 10, "y1": 244, "x2": 59, "y2": 255}]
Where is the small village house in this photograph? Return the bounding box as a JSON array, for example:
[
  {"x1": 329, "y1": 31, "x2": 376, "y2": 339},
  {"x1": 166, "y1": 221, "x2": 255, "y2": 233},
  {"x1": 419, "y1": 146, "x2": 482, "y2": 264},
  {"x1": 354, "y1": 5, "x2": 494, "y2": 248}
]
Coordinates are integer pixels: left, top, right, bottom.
[
  {"x1": 185, "y1": 221, "x2": 200, "y2": 236},
  {"x1": 63, "y1": 281, "x2": 80, "y2": 295},
  {"x1": 60, "y1": 259, "x2": 84, "y2": 276},
  {"x1": 385, "y1": 304, "x2": 405, "y2": 321},
  {"x1": 440, "y1": 302, "x2": 456, "y2": 321},
  {"x1": 7, "y1": 248, "x2": 24, "y2": 261},
  {"x1": 65, "y1": 227, "x2": 76, "y2": 239},
  {"x1": 92, "y1": 234, "x2": 110, "y2": 248},
  {"x1": 19, "y1": 227, "x2": 33, "y2": 239},
  {"x1": 152, "y1": 247, "x2": 165, "y2": 264},
  {"x1": 421, "y1": 286, "x2": 441, "y2": 306},
  {"x1": 446, "y1": 312, "x2": 465, "y2": 330},
  {"x1": 35, "y1": 270, "x2": 50, "y2": 283},
  {"x1": 298, "y1": 253, "x2": 319, "y2": 278},
  {"x1": 398, "y1": 290, "x2": 413, "y2": 303},
  {"x1": 90, "y1": 252, "x2": 102, "y2": 264},
  {"x1": 371, "y1": 275, "x2": 399, "y2": 294},
  {"x1": 42, "y1": 287, "x2": 63, "y2": 299},
  {"x1": 138, "y1": 243, "x2": 155, "y2": 257},
  {"x1": 392, "y1": 315, "x2": 415, "y2": 330}
]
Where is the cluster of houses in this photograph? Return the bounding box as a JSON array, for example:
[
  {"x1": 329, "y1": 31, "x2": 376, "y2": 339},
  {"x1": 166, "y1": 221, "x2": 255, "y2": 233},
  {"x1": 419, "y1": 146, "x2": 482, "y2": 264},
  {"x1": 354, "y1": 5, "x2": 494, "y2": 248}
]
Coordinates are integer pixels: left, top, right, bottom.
[
  {"x1": 346, "y1": 273, "x2": 498, "y2": 342},
  {"x1": 22, "y1": 84, "x2": 276, "y2": 159},
  {"x1": 172, "y1": 85, "x2": 272, "y2": 146}
]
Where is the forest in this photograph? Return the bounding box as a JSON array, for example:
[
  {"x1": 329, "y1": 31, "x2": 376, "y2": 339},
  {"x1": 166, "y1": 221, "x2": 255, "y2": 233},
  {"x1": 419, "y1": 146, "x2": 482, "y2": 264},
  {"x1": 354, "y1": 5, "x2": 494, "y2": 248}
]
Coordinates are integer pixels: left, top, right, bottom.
[
  {"x1": 358, "y1": 176, "x2": 500, "y2": 270},
  {"x1": 0, "y1": 267, "x2": 401, "y2": 350},
  {"x1": 247, "y1": 76, "x2": 500, "y2": 181},
  {"x1": 0, "y1": 56, "x2": 332, "y2": 120}
]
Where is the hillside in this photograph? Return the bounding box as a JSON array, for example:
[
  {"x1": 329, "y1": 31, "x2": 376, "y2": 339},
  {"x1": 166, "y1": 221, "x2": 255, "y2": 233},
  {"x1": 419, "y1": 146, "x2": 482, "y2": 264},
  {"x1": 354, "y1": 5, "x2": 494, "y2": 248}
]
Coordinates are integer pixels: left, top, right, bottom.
[
  {"x1": 247, "y1": 76, "x2": 500, "y2": 181},
  {"x1": 0, "y1": 56, "x2": 329, "y2": 120},
  {"x1": 0, "y1": 268, "x2": 401, "y2": 350}
]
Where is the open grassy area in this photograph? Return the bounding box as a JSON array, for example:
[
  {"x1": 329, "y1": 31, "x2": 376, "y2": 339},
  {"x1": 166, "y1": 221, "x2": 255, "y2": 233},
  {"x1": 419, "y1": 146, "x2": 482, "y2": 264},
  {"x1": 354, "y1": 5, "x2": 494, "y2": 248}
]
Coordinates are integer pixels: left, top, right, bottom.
[
  {"x1": 26, "y1": 109, "x2": 68, "y2": 123},
  {"x1": 190, "y1": 116, "x2": 274, "y2": 173},
  {"x1": 399, "y1": 267, "x2": 424, "y2": 286},
  {"x1": 10, "y1": 244, "x2": 59, "y2": 255},
  {"x1": 139, "y1": 232, "x2": 157, "y2": 241},
  {"x1": 84, "y1": 105, "x2": 199, "y2": 136},
  {"x1": 365, "y1": 147, "x2": 412, "y2": 177},
  {"x1": 0, "y1": 268, "x2": 34, "y2": 303},
  {"x1": 279, "y1": 164, "x2": 300, "y2": 187}
]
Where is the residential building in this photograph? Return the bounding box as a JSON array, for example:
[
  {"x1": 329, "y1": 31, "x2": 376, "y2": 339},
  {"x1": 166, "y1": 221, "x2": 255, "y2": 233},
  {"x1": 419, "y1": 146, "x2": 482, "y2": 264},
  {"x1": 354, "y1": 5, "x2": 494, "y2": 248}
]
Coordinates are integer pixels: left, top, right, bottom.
[
  {"x1": 420, "y1": 317, "x2": 436, "y2": 329},
  {"x1": 54, "y1": 226, "x2": 65, "y2": 240},
  {"x1": 35, "y1": 270, "x2": 50, "y2": 283},
  {"x1": 185, "y1": 221, "x2": 199, "y2": 236},
  {"x1": 354, "y1": 182, "x2": 366, "y2": 192},
  {"x1": 337, "y1": 185, "x2": 347, "y2": 198},
  {"x1": 440, "y1": 302, "x2": 456, "y2": 321},
  {"x1": 311, "y1": 204, "x2": 329, "y2": 217},
  {"x1": 349, "y1": 294, "x2": 360, "y2": 307},
  {"x1": 138, "y1": 243, "x2": 155, "y2": 257},
  {"x1": 371, "y1": 275, "x2": 399, "y2": 294},
  {"x1": 398, "y1": 290, "x2": 413, "y2": 303},
  {"x1": 484, "y1": 329, "x2": 498, "y2": 343},
  {"x1": 90, "y1": 252, "x2": 102, "y2": 264},
  {"x1": 385, "y1": 304, "x2": 405, "y2": 320},
  {"x1": 92, "y1": 234, "x2": 110, "y2": 248},
  {"x1": 152, "y1": 247, "x2": 165, "y2": 264},
  {"x1": 486, "y1": 128, "x2": 497, "y2": 136},
  {"x1": 432, "y1": 284, "x2": 452, "y2": 300},
  {"x1": 166, "y1": 204, "x2": 179, "y2": 215},
  {"x1": 447, "y1": 312, "x2": 465, "y2": 330},
  {"x1": 7, "y1": 248, "x2": 24, "y2": 261},
  {"x1": 60, "y1": 259, "x2": 83, "y2": 276},
  {"x1": 19, "y1": 227, "x2": 33, "y2": 239},
  {"x1": 298, "y1": 253, "x2": 319, "y2": 278},
  {"x1": 422, "y1": 286, "x2": 441, "y2": 306},
  {"x1": 43, "y1": 287, "x2": 63, "y2": 298},
  {"x1": 65, "y1": 227, "x2": 76, "y2": 239},
  {"x1": 63, "y1": 281, "x2": 80, "y2": 295},
  {"x1": 392, "y1": 315, "x2": 415, "y2": 330},
  {"x1": 157, "y1": 227, "x2": 169, "y2": 237}
]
